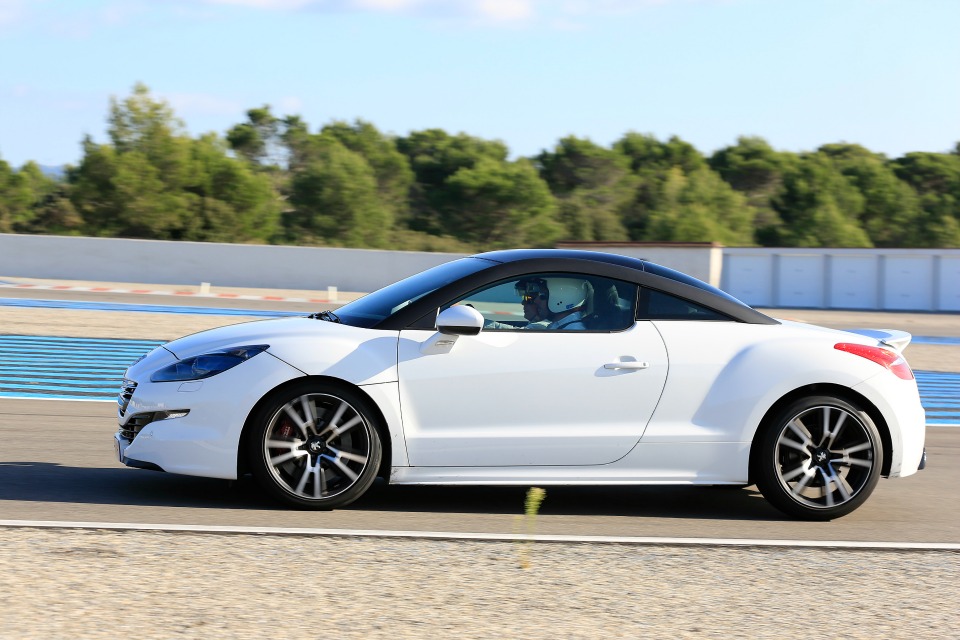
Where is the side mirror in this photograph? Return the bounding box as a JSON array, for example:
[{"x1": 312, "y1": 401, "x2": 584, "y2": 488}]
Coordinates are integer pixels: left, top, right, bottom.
[{"x1": 436, "y1": 305, "x2": 484, "y2": 336}]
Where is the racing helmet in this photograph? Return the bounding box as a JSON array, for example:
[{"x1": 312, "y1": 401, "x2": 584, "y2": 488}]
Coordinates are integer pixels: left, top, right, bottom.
[{"x1": 516, "y1": 277, "x2": 587, "y2": 313}]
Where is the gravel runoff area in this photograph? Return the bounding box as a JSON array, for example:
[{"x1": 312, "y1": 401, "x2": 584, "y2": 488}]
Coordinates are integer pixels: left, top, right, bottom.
[{"x1": 1, "y1": 527, "x2": 957, "y2": 639}]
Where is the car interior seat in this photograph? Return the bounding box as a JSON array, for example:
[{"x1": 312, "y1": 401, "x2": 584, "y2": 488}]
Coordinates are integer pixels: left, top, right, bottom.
[{"x1": 584, "y1": 283, "x2": 628, "y2": 330}]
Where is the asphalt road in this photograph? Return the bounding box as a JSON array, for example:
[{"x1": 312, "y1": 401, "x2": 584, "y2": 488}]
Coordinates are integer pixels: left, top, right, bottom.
[
  {"x1": 1, "y1": 286, "x2": 958, "y2": 543},
  {"x1": 0, "y1": 397, "x2": 956, "y2": 542}
]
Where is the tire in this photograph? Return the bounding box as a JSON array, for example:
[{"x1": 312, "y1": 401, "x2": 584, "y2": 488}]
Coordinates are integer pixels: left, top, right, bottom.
[
  {"x1": 755, "y1": 395, "x2": 882, "y2": 520},
  {"x1": 248, "y1": 381, "x2": 383, "y2": 509}
]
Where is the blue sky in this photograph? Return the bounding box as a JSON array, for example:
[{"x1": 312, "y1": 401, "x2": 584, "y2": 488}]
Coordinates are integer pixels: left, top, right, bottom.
[{"x1": 1, "y1": 0, "x2": 958, "y2": 168}]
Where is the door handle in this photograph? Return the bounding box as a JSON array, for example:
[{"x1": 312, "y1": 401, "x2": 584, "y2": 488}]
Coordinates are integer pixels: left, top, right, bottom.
[{"x1": 603, "y1": 361, "x2": 649, "y2": 370}]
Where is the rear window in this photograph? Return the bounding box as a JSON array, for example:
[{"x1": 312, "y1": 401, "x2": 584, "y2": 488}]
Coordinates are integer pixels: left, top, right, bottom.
[{"x1": 638, "y1": 289, "x2": 731, "y2": 321}]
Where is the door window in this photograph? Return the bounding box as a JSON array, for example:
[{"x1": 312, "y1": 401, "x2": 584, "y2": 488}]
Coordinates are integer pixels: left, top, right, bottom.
[{"x1": 448, "y1": 273, "x2": 637, "y2": 332}]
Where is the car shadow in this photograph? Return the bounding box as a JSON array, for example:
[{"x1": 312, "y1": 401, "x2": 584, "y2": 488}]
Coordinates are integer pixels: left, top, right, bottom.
[
  {"x1": 0, "y1": 461, "x2": 277, "y2": 511},
  {"x1": 0, "y1": 461, "x2": 787, "y2": 521},
  {"x1": 358, "y1": 482, "x2": 786, "y2": 521}
]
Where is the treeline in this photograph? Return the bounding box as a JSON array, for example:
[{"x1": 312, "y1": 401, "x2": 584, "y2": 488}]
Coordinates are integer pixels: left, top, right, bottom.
[{"x1": 2, "y1": 83, "x2": 959, "y2": 250}]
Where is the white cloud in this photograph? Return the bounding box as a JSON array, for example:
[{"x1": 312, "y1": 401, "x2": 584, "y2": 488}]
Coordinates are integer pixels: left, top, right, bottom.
[
  {"x1": 166, "y1": 92, "x2": 244, "y2": 116},
  {"x1": 353, "y1": 0, "x2": 428, "y2": 12},
  {"x1": 0, "y1": 0, "x2": 26, "y2": 27},
  {"x1": 473, "y1": 0, "x2": 534, "y2": 22},
  {"x1": 200, "y1": 0, "x2": 536, "y2": 23},
  {"x1": 190, "y1": 0, "x2": 721, "y2": 27},
  {"x1": 205, "y1": 0, "x2": 318, "y2": 8},
  {"x1": 276, "y1": 96, "x2": 304, "y2": 113}
]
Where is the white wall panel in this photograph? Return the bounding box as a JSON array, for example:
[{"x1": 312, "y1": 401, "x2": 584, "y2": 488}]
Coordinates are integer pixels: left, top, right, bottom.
[
  {"x1": 722, "y1": 254, "x2": 772, "y2": 306},
  {"x1": 777, "y1": 255, "x2": 824, "y2": 307},
  {"x1": 938, "y1": 256, "x2": 960, "y2": 312},
  {"x1": 882, "y1": 256, "x2": 934, "y2": 311},
  {"x1": 829, "y1": 255, "x2": 878, "y2": 309}
]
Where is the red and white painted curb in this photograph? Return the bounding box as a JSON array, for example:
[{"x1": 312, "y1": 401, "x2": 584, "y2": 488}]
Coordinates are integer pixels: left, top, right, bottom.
[{"x1": 0, "y1": 282, "x2": 339, "y2": 304}]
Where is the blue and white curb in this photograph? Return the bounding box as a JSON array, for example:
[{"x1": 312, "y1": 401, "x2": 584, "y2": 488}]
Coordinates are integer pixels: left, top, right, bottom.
[{"x1": 1, "y1": 334, "x2": 957, "y2": 426}]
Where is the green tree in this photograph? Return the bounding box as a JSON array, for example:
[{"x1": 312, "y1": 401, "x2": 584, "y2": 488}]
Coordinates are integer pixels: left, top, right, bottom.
[
  {"x1": 185, "y1": 133, "x2": 282, "y2": 242},
  {"x1": 396, "y1": 129, "x2": 508, "y2": 236},
  {"x1": 536, "y1": 136, "x2": 632, "y2": 241},
  {"x1": 70, "y1": 137, "x2": 123, "y2": 236},
  {"x1": 819, "y1": 144, "x2": 923, "y2": 247},
  {"x1": 108, "y1": 83, "x2": 191, "y2": 190},
  {"x1": 772, "y1": 154, "x2": 872, "y2": 247},
  {"x1": 891, "y1": 151, "x2": 960, "y2": 247},
  {"x1": 226, "y1": 105, "x2": 281, "y2": 167},
  {"x1": 709, "y1": 136, "x2": 792, "y2": 244},
  {"x1": 443, "y1": 157, "x2": 562, "y2": 249},
  {"x1": 321, "y1": 120, "x2": 414, "y2": 224},
  {"x1": 71, "y1": 85, "x2": 281, "y2": 242},
  {"x1": 616, "y1": 132, "x2": 707, "y2": 174},
  {"x1": 613, "y1": 133, "x2": 752, "y2": 244},
  {"x1": 0, "y1": 160, "x2": 61, "y2": 232},
  {"x1": 286, "y1": 138, "x2": 393, "y2": 248},
  {"x1": 642, "y1": 166, "x2": 753, "y2": 244}
]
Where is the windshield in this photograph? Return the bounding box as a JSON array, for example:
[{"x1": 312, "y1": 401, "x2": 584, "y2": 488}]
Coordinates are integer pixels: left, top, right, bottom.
[{"x1": 332, "y1": 257, "x2": 494, "y2": 328}]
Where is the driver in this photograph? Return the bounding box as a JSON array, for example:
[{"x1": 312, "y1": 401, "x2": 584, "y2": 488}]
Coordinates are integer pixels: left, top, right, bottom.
[{"x1": 515, "y1": 277, "x2": 588, "y2": 330}]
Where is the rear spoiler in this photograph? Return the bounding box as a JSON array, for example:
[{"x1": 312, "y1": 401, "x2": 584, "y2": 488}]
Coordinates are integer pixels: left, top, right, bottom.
[{"x1": 843, "y1": 328, "x2": 913, "y2": 353}]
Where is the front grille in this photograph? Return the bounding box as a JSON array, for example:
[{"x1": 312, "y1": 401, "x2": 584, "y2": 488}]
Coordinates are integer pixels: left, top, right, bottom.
[
  {"x1": 118, "y1": 412, "x2": 157, "y2": 441},
  {"x1": 118, "y1": 379, "x2": 137, "y2": 418}
]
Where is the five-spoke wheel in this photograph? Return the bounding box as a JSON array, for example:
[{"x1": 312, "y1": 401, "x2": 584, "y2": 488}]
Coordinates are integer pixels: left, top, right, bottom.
[
  {"x1": 756, "y1": 395, "x2": 882, "y2": 520},
  {"x1": 248, "y1": 382, "x2": 382, "y2": 509}
]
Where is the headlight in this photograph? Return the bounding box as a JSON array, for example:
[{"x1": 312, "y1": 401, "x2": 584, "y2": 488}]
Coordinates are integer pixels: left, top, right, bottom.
[{"x1": 150, "y1": 345, "x2": 269, "y2": 382}]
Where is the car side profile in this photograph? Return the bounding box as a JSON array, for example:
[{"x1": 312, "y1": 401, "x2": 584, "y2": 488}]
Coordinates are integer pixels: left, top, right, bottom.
[{"x1": 114, "y1": 249, "x2": 927, "y2": 520}]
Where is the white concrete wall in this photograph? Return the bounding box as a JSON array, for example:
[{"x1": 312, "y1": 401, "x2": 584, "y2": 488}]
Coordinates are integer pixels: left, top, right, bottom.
[
  {"x1": 0, "y1": 234, "x2": 464, "y2": 293},
  {"x1": 2, "y1": 234, "x2": 958, "y2": 311},
  {"x1": 722, "y1": 248, "x2": 960, "y2": 312}
]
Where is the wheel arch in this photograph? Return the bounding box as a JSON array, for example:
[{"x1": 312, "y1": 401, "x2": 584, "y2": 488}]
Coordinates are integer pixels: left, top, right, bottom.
[
  {"x1": 237, "y1": 375, "x2": 393, "y2": 482},
  {"x1": 747, "y1": 383, "x2": 893, "y2": 484}
]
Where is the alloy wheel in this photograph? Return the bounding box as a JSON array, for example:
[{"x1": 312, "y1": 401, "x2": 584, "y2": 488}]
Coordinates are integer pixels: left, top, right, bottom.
[
  {"x1": 262, "y1": 392, "x2": 374, "y2": 502},
  {"x1": 772, "y1": 403, "x2": 877, "y2": 511}
]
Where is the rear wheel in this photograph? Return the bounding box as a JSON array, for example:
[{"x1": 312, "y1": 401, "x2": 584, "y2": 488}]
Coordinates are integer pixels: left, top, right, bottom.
[
  {"x1": 755, "y1": 395, "x2": 882, "y2": 520},
  {"x1": 248, "y1": 382, "x2": 382, "y2": 509}
]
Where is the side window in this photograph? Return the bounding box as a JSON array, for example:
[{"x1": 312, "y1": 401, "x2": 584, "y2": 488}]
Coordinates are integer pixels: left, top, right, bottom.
[
  {"x1": 638, "y1": 288, "x2": 731, "y2": 321},
  {"x1": 446, "y1": 273, "x2": 637, "y2": 332}
]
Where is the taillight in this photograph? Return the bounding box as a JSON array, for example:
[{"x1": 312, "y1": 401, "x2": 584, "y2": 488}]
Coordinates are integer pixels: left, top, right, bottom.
[{"x1": 834, "y1": 343, "x2": 914, "y2": 380}]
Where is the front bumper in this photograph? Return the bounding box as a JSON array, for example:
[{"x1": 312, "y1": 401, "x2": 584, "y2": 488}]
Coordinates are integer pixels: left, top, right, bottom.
[
  {"x1": 115, "y1": 432, "x2": 164, "y2": 471},
  {"x1": 116, "y1": 350, "x2": 305, "y2": 480}
]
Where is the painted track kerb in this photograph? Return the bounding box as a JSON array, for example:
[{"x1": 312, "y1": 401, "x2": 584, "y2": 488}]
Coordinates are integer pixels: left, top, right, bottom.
[
  {"x1": 1, "y1": 520, "x2": 958, "y2": 550},
  {"x1": 3, "y1": 333, "x2": 957, "y2": 425}
]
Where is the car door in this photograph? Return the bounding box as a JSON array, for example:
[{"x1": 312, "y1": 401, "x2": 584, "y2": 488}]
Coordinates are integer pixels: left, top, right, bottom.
[{"x1": 396, "y1": 273, "x2": 669, "y2": 467}]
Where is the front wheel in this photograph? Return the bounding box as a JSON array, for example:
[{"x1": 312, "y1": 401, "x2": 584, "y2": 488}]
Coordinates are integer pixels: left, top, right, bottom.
[
  {"x1": 248, "y1": 382, "x2": 382, "y2": 509},
  {"x1": 755, "y1": 395, "x2": 882, "y2": 520}
]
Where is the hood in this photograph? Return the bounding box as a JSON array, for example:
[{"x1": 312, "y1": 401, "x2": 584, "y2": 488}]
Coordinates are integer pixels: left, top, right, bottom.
[
  {"x1": 162, "y1": 316, "x2": 369, "y2": 359},
  {"x1": 160, "y1": 316, "x2": 400, "y2": 385}
]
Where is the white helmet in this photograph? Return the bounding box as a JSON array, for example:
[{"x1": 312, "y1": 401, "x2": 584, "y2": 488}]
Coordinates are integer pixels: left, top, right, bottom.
[{"x1": 543, "y1": 277, "x2": 588, "y2": 313}]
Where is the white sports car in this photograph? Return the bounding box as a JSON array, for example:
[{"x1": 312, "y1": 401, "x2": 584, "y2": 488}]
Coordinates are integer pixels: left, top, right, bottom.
[{"x1": 115, "y1": 249, "x2": 927, "y2": 520}]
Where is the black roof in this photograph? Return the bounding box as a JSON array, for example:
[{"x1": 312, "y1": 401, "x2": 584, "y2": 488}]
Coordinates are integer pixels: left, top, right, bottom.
[
  {"x1": 474, "y1": 248, "x2": 748, "y2": 308},
  {"x1": 366, "y1": 249, "x2": 778, "y2": 329},
  {"x1": 476, "y1": 248, "x2": 649, "y2": 271}
]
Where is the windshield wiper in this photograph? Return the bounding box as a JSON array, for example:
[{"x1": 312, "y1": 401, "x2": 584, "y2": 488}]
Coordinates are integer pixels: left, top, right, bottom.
[{"x1": 308, "y1": 310, "x2": 342, "y2": 323}]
